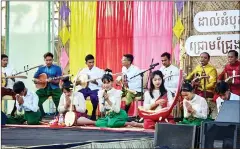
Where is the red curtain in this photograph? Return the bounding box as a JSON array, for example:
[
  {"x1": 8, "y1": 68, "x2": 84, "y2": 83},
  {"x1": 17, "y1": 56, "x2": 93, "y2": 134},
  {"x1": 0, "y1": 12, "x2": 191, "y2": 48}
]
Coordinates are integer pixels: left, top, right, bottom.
[{"x1": 96, "y1": 2, "x2": 133, "y2": 74}]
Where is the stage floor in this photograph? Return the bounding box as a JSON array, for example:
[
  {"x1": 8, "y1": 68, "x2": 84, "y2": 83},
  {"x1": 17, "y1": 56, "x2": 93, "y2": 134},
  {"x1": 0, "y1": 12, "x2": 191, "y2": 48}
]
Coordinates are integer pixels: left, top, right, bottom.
[{"x1": 2, "y1": 126, "x2": 154, "y2": 148}]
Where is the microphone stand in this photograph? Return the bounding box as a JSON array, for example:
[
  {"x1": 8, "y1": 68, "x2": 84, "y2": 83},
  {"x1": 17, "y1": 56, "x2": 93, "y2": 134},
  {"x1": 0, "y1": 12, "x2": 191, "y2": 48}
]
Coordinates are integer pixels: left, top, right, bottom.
[
  {"x1": 130, "y1": 65, "x2": 156, "y2": 121},
  {"x1": 146, "y1": 59, "x2": 154, "y2": 88}
]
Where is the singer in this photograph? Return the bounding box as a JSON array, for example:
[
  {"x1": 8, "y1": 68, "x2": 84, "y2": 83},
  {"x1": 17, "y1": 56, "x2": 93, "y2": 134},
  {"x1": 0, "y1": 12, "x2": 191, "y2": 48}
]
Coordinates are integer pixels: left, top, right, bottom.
[
  {"x1": 185, "y1": 52, "x2": 217, "y2": 119},
  {"x1": 186, "y1": 52, "x2": 217, "y2": 99},
  {"x1": 76, "y1": 69, "x2": 142, "y2": 128}
]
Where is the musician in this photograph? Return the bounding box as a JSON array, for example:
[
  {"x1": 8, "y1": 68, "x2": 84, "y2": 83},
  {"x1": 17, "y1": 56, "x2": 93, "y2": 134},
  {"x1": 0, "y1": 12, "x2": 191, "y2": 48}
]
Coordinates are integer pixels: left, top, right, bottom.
[
  {"x1": 159, "y1": 52, "x2": 179, "y2": 102},
  {"x1": 217, "y1": 50, "x2": 240, "y2": 96},
  {"x1": 118, "y1": 54, "x2": 142, "y2": 114},
  {"x1": 78, "y1": 54, "x2": 104, "y2": 120},
  {"x1": 76, "y1": 70, "x2": 142, "y2": 128},
  {"x1": 142, "y1": 70, "x2": 170, "y2": 129},
  {"x1": 215, "y1": 81, "x2": 240, "y2": 113},
  {"x1": 179, "y1": 83, "x2": 208, "y2": 126},
  {"x1": 58, "y1": 78, "x2": 87, "y2": 119},
  {"x1": 8, "y1": 81, "x2": 41, "y2": 125},
  {"x1": 33, "y1": 52, "x2": 62, "y2": 117},
  {"x1": 185, "y1": 52, "x2": 217, "y2": 98},
  {"x1": 1, "y1": 54, "x2": 17, "y2": 116}
]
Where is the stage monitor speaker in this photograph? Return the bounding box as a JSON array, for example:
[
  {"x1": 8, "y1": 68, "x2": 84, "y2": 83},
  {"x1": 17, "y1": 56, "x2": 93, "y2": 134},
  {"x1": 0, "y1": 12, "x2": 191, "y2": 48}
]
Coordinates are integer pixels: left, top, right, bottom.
[
  {"x1": 200, "y1": 121, "x2": 240, "y2": 149},
  {"x1": 216, "y1": 100, "x2": 240, "y2": 123},
  {"x1": 154, "y1": 123, "x2": 200, "y2": 149}
]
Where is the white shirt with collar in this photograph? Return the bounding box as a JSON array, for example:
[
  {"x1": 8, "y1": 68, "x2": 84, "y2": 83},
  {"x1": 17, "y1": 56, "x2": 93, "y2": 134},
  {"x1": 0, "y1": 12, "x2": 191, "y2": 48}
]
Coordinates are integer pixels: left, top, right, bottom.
[
  {"x1": 79, "y1": 66, "x2": 104, "y2": 90},
  {"x1": 98, "y1": 88, "x2": 122, "y2": 113},
  {"x1": 16, "y1": 89, "x2": 39, "y2": 112},
  {"x1": 183, "y1": 94, "x2": 208, "y2": 119},
  {"x1": 160, "y1": 64, "x2": 179, "y2": 100},
  {"x1": 58, "y1": 92, "x2": 86, "y2": 113},
  {"x1": 216, "y1": 93, "x2": 240, "y2": 113},
  {"x1": 122, "y1": 65, "x2": 142, "y2": 92},
  {"x1": 2, "y1": 65, "x2": 16, "y2": 89}
]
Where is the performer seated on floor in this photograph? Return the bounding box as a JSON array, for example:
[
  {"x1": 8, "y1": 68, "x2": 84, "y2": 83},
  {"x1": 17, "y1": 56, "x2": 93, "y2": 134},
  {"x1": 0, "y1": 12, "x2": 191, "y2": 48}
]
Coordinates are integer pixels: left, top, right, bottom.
[
  {"x1": 7, "y1": 81, "x2": 41, "y2": 125},
  {"x1": 215, "y1": 81, "x2": 240, "y2": 113},
  {"x1": 178, "y1": 83, "x2": 209, "y2": 126},
  {"x1": 141, "y1": 70, "x2": 170, "y2": 129},
  {"x1": 77, "y1": 69, "x2": 142, "y2": 128},
  {"x1": 58, "y1": 78, "x2": 88, "y2": 121}
]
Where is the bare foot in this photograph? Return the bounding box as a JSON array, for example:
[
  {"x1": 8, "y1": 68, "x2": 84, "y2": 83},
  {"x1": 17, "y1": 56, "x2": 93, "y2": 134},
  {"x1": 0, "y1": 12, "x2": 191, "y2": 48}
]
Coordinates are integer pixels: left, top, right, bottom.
[{"x1": 126, "y1": 121, "x2": 143, "y2": 128}]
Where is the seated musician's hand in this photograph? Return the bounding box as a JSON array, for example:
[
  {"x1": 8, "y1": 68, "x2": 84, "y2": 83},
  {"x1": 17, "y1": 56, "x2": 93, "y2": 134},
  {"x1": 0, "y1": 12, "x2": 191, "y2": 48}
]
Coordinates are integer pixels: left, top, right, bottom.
[
  {"x1": 103, "y1": 92, "x2": 109, "y2": 100},
  {"x1": 192, "y1": 81, "x2": 200, "y2": 86},
  {"x1": 90, "y1": 80, "x2": 98, "y2": 85},
  {"x1": 16, "y1": 95, "x2": 24, "y2": 105},
  {"x1": 156, "y1": 99, "x2": 167, "y2": 106},
  {"x1": 75, "y1": 80, "x2": 81, "y2": 86},
  {"x1": 226, "y1": 78, "x2": 233, "y2": 84},
  {"x1": 123, "y1": 82, "x2": 128, "y2": 88}
]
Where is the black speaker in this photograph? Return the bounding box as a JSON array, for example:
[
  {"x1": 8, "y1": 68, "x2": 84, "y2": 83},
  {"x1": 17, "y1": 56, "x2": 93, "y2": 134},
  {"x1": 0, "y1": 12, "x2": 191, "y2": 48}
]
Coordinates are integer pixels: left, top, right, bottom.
[
  {"x1": 154, "y1": 123, "x2": 200, "y2": 149},
  {"x1": 200, "y1": 121, "x2": 240, "y2": 148},
  {"x1": 216, "y1": 100, "x2": 240, "y2": 123}
]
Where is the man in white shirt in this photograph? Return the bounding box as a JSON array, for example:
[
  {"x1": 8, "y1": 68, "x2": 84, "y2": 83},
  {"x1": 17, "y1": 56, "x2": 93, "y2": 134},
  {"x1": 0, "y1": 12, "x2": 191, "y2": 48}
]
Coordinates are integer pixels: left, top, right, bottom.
[
  {"x1": 215, "y1": 81, "x2": 240, "y2": 113},
  {"x1": 9, "y1": 81, "x2": 41, "y2": 125},
  {"x1": 159, "y1": 52, "x2": 179, "y2": 103},
  {"x1": 1, "y1": 54, "x2": 17, "y2": 116},
  {"x1": 77, "y1": 54, "x2": 104, "y2": 120},
  {"x1": 118, "y1": 54, "x2": 142, "y2": 114}
]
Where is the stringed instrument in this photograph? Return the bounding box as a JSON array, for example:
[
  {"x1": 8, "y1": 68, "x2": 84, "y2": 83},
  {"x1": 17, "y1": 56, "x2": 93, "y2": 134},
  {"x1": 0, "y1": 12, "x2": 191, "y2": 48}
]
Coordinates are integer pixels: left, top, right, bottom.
[
  {"x1": 64, "y1": 70, "x2": 82, "y2": 127},
  {"x1": 34, "y1": 73, "x2": 72, "y2": 89},
  {"x1": 64, "y1": 94, "x2": 77, "y2": 127},
  {"x1": 75, "y1": 70, "x2": 122, "y2": 89},
  {"x1": 1, "y1": 64, "x2": 43, "y2": 87},
  {"x1": 75, "y1": 74, "x2": 102, "y2": 88},
  {"x1": 225, "y1": 70, "x2": 240, "y2": 84},
  {"x1": 116, "y1": 74, "x2": 137, "y2": 94},
  {"x1": 1, "y1": 73, "x2": 27, "y2": 87}
]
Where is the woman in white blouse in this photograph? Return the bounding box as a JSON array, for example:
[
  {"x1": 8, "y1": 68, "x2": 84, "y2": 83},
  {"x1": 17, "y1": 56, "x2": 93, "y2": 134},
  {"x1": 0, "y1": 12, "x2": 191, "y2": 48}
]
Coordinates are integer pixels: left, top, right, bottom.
[
  {"x1": 144, "y1": 70, "x2": 169, "y2": 111},
  {"x1": 58, "y1": 79, "x2": 87, "y2": 120},
  {"x1": 77, "y1": 69, "x2": 142, "y2": 128},
  {"x1": 140, "y1": 70, "x2": 169, "y2": 129},
  {"x1": 179, "y1": 83, "x2": 209, "y2": 126}
]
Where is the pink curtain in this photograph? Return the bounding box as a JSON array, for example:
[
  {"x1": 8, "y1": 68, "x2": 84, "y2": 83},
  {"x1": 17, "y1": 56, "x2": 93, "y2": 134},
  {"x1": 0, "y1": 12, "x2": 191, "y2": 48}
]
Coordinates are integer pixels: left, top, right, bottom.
[{"x1": 133, "y1": 2, "x2": 173, "y2": 70}]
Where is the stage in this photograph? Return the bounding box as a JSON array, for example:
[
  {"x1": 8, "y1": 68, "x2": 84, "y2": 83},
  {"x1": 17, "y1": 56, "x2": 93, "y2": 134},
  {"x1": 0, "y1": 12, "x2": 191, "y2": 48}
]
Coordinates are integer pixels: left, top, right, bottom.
[{"x1": 2, "y1": 125, "x2": 154, "y2": 149}]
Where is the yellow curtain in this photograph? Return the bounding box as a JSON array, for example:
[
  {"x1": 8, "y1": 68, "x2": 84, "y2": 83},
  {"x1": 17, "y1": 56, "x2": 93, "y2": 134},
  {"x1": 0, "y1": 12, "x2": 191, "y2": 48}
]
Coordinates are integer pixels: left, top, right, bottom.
[{"x1": 69, "y1": 2, "x2": 97, "y2": 76}]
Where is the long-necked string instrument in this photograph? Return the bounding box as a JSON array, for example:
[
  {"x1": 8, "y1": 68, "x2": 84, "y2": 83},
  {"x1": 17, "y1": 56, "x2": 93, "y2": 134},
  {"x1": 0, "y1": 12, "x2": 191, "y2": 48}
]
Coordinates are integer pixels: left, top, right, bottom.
[
  {"x1": 64, "y1": 83, "x2": 77, "y2": 127},
  {"x1": 225, "y1": 71, "x2": 240, "y2": 83},
  {"x1": 201, "y1": 64, "x2": 208, "y2": 98},
  {"x1": 64, "y1": 69, "x2": 84, "y2": 127},
  {"x1": 34, "y1": 74, "x2": 72, "y2": 89},
  {"x1": 75, "y1": 69, "x2": 122, "y2": 89},
  {"x1": 116, "y1": 74, "x2": 137, "y2": 95},
  {"x1": 2, "y1": 64, "x2": 42, "y2": 87},
  {"x1": 1, "y1": 73, "x2": 27, "y2": 87},
  {"x1": 15, "y1": 64, "x2": 43, "y2": 76}
]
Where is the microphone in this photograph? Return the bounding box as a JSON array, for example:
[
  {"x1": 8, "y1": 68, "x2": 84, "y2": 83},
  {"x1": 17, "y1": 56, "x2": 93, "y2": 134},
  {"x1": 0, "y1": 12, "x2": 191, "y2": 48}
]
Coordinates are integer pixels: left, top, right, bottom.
[
  {"x1": 102, "y1": 90, "x2": 107, "y2": 105},
  {"x1": 150, "y1": 63, "x2": 159, "y2": 68}
]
